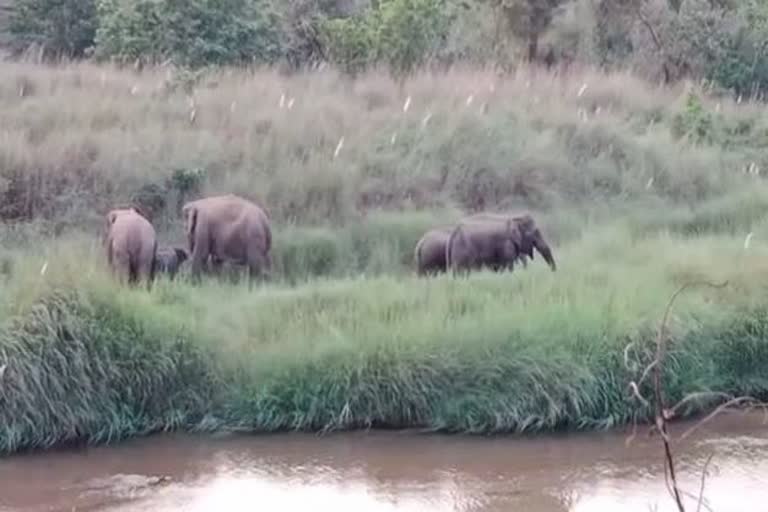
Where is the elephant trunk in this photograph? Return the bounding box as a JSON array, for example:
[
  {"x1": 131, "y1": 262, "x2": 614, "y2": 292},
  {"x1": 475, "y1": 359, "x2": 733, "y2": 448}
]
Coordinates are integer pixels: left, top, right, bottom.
[{"x1": 533, "y1": 235, "x2": 556, "y2": 271}]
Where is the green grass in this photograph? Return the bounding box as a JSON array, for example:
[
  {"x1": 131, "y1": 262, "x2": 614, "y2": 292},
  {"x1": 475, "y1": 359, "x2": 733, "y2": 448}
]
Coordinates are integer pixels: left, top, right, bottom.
[
  {"x1": 2, "y1": 61, "x2": 768, "y2": 454},
  {"x1": 2, "y1": 212, "x2": 768, "y2": 453}
]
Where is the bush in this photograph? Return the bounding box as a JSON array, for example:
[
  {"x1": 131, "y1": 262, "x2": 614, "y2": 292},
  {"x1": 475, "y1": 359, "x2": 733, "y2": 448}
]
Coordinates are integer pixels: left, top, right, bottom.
[
  {"x1": 322, "y1": 0, "x2": 453, "y2": 78},
  {"x1": 321, "y1": 15, "x2": 374, "y2": 75},
  {"x1": 95, "y1": 0, "x2": 283, "y2": 67},
  {"x1": 705, "y1": 2, "x2": 768, "y2": 98},
  {"x1": 9, "y1": 0, "x2": 97, "y2": 58}
]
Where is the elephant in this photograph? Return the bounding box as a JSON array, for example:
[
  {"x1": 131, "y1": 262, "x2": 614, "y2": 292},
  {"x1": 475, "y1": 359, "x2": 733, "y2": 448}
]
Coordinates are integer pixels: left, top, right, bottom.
[
  {"x1": 154, "y1": 247, "x2": 189, "y2": 280},
  {"x1": 414, "y1": 227, "x2": 453, "y2": 276},
  {"x1": 462, "y1": 212, "x2": 556, "y2": 271},
  {"x1": 181, "y1": 194, "x2": 272, "y2": 284},
  {"x1": 414, "y1": 215, "x2": 528, "y2": 276},
  {"x1": 510, "y1": 213, "x2": 557, "y2": 271},
  {"x1": 104, "y1": 206, "x2": 158, "y2": 288},
  {"x1": 445, "y1": 217, "x2": 524, "y2": 274},
  {"x1": 462, "y1": 212, "x2": 532, "y2": 268}
]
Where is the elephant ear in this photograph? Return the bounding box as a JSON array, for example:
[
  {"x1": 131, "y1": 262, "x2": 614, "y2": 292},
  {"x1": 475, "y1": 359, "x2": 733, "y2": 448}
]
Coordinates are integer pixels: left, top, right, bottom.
[
  {"x1": 505, "y1": 218, "x2": 523, "y2": 248},
  {"x1": 104, "y1": 210, "x2": 119, "y2": 240}
]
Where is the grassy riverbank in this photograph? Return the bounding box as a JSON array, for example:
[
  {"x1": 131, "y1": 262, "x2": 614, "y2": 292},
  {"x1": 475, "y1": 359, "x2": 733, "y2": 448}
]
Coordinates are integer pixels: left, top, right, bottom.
[
  {"x1": 2, "y1": 211, "x2": 768, "y2": 453},
  {"x1": 2, "y1": 61, "x2": 768, "y2": 453}
]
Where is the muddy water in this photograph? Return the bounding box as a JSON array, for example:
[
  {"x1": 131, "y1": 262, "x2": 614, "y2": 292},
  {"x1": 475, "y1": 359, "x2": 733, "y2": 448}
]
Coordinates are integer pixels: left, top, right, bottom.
[{"x1": 1, "y1": 412, "x2": 767, "y2": 512}]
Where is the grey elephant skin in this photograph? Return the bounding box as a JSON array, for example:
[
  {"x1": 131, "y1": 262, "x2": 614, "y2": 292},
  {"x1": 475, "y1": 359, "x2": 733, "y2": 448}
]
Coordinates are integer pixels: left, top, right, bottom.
[
  {"x1": 414, "y1": 227, "x2": 454, "y2": 276},
  {"x1": 413, "y1": 212, "x2": 546, "y2": 275},
  {"x1": 445, "y1": 217, "x2": 525, "y2": 274},
  {"x1": 105, "y1": 207, "x2": 158, "y2": 288},
  {"x1": 154, "y1": 247, "x2": 189, "y2": 280},
  {"x1": 182, "y1": 194, "x2": 272, "y2": 284},
  {"x1": 510, "y1": 213, "x2": 556, "y2": 271}
]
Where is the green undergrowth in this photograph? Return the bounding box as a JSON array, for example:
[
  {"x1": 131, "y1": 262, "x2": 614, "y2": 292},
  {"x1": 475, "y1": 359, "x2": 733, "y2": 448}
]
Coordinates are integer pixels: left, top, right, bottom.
[{"x1": 2, "y1": 222, "x2": 768, "y2": 454}]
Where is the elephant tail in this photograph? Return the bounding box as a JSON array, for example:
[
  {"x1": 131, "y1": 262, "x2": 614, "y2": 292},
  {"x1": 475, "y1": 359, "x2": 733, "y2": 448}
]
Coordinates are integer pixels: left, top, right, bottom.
[
  {"x1": 445, "y1": 225, "x2": 464, "y2": 271},
  {"x1": 150, "y1": 239, "x2": 158, "y2": 281},
  {"x1": 107, "y1": 237, "x2": 114, "y2": 266},
  {"x1": 414, "y1": 237, "x2": 425, "y2": 273},
  {"x1": 265, "y1": 222, "x2": 272, "y2": 253}
]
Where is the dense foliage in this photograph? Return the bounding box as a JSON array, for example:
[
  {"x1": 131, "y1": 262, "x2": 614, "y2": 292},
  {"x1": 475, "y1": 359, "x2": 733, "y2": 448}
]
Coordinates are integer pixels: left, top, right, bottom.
[{"x1": 4, "y1": 0, "x2": 768, "y2": 96}]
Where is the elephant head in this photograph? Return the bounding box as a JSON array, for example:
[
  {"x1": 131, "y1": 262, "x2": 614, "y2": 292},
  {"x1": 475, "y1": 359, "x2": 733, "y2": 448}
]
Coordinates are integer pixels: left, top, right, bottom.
[
  {"x1": 498, "y1": 218, "x2": 524, "y2": 266},
  {"x1": 173, "y1": 247, "x2": 189, "y2": 265},
  {"x1": 105, "y1": 206, "x2": 142, "y2": 245},
  {"x1": 514, "y1": 214, "x2": 556, "y2": 271}
]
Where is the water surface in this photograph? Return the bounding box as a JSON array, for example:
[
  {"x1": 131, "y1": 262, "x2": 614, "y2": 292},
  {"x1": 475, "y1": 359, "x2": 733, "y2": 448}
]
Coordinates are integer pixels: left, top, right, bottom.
[{"x1": 1, "y1": 411, "x2": 766, "y2": 512}]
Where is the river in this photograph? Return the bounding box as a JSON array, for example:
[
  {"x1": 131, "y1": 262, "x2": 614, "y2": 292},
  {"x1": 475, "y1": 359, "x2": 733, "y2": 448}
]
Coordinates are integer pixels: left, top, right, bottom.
[{"x1": 1, "y1": 411, "x2": 766, "y2": 512}]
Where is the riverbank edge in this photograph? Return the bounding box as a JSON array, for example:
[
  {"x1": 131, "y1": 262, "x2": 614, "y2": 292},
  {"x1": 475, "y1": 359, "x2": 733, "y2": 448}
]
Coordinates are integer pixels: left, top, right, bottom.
[{"x1": 1, "y1": 285, "x2": 767, "y2": 456}]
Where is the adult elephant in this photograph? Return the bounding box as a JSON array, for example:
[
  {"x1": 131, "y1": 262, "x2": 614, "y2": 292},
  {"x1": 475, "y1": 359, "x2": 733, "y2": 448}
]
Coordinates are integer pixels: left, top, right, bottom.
[
  {"x1": 445, "y1": 217, "x2": 524, "y2": 274},
  {"x1": 414, "y1": 215, "x2": 528, "y2": 276},
  {"x1": 181, "y1": 194, "x2": 272, "y2": 284},
  {"x1": 463, "y1": 212, "x2": 556, "y2": 272},
  {"x1": 104, "y1": 206, "x2": 158, "y2": 288}
]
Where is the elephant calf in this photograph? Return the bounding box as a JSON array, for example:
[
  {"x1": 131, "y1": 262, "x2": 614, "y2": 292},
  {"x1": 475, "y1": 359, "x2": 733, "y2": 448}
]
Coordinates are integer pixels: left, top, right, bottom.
[
  {"x1": 414, "y1": 227, "x2": 453, "y2": 276},
  {"x1": 105, "y1": 206, "x2": 158, "y2": 288},
  {"x1": 154, "y1": 247, "x2": 189, "y2": 280}
]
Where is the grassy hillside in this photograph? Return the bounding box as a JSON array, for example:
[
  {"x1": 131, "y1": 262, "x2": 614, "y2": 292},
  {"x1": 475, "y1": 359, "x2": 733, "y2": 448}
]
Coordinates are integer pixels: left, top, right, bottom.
[
  {"x1": 0, "y1": 0, "x2": 12, "y2": 50},
  {"x1": 2, "y1": 61, "x2": 768, "y2": 453}
]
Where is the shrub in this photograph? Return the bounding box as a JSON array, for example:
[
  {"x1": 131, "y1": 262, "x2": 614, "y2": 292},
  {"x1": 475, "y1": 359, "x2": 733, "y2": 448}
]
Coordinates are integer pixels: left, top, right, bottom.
[
  {"x1": 95, "y1": 0, "x2": 284, "y2": 67},
  {"x1": 322, "y1": 0, "x2": 453, "y2": 78},
  {"x1": 320, "y1": 15, "x2": 375, "y2": 75},
  {"x1": 9, "y1": 0, "x2": 97, "y2": 58}
]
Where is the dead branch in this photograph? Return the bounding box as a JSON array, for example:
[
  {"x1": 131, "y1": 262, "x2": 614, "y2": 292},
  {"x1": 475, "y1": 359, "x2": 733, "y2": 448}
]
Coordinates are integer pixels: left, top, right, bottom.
[
  {"x1": 680, "y1": 397, "x2": 767, "y2": 441},
  {"x1": 654, "y1": 281, "x2": 728, "y2": 511},
  {"x1": 696, "y1": 453, "x2": 715, "y2": 512},
  {"x1": 627, "y1": 277, "x2": 768, "y2": 512}
]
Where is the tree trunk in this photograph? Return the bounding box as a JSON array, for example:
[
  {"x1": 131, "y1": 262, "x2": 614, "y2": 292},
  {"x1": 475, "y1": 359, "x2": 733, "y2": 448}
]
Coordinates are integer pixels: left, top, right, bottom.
[{"x1": 527, "y1": 31, "x2": 538, "y2": 62}]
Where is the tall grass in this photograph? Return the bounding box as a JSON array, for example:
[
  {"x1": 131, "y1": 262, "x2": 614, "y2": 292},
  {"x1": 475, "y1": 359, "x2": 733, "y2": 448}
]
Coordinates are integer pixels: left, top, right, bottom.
[
  {"x1": 1, "y1": 60, "x2": 766, "y2": 230},
  {"x1": 3, "y1": 61, "x2": 768, "y2": 453},
  {"x1": 2, "y1": 219, "x2": 768, "y2": 453}
]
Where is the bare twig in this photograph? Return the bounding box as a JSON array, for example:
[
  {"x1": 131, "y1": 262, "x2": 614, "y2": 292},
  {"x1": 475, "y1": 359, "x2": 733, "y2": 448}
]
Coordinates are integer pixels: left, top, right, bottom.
[
  {"x1": 654, "y1": 281, "x2": 727, "y2": 512},
  {"x1": 628, "y1": 277, "x2": 768, "y2": 512},
  {"x1": 680, "y1": 397, "x2": 766, "y2": 441},
  {"x1": 696, "y1": 453, "x2": 715, "y2": 512},
  {"x1": 626, "y1": 280, "x2": 728, "y2": 512}
]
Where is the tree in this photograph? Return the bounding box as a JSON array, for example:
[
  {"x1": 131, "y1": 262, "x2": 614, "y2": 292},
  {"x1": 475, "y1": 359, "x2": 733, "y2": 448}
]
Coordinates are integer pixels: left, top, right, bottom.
[
  {"x1": 9, "y1": 0, "x2": 97, "y2": 58},
  {"x1": 484, "y1": 0, "x2": 567, "y2": 62},
  {"x1": 271, "y1": 0, "x2": 372, "y2": 69},
  {"x1": 321, "y1": 0, "x2": 453, "y2": 79},
  {"x1": 373, "y1": 0, "x2": 452, "y2": 77},
  {"x1": 95, "y1": 0, "x2": 283, "y2": 67}
]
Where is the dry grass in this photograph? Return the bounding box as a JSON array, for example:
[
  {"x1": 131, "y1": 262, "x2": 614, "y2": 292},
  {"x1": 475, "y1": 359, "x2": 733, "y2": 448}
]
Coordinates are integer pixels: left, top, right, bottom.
[{"x1": 1, "y1": 59, "x2": 765, "y2": 233}]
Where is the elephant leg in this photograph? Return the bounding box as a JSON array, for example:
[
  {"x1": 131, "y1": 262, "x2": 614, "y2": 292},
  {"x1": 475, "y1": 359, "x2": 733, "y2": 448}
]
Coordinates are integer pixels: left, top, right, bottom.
[
  {"x1": 114, "y1": 253, "x2": 131, "y2": 286},
  {"x1": 247, "y1": 251, "x2": 270, "y2": 288},
  {"x1": 137, "y1": 257, "x2": 154, "y2": 291},
  {"x1": 205, "y1": 256, "x2": 219, "y2": 279},
  {"x1": 189, "y1": 247, "x2": 210, "y2": 285}
]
